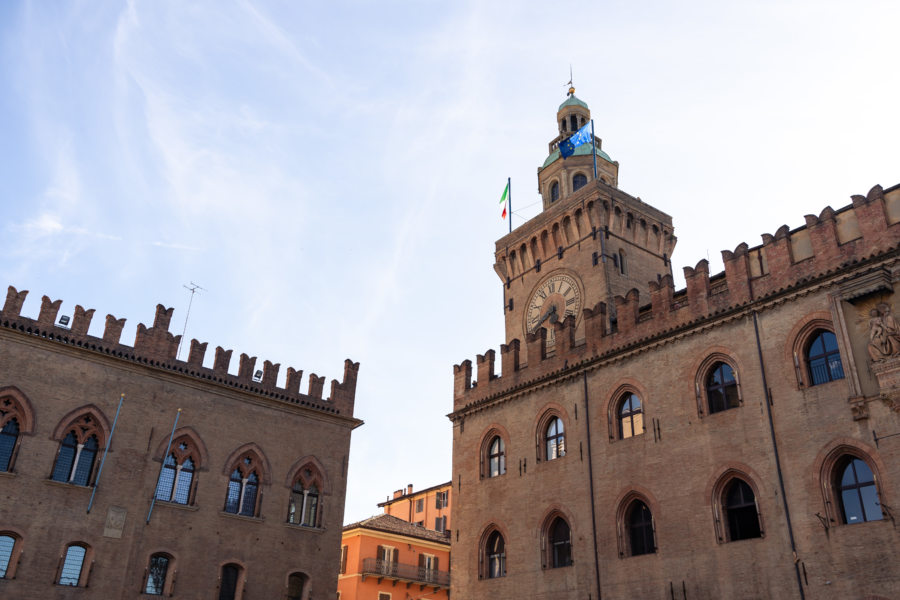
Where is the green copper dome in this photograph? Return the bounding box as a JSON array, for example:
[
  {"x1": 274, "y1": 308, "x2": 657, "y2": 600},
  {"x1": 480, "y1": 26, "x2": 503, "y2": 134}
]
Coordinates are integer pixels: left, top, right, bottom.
[
  {"x1": 558, "y1": 94, "x2": 589, "y2": 111},
  {"x1": 541, "y1": 144, "x2": 612, "y2": 169}
]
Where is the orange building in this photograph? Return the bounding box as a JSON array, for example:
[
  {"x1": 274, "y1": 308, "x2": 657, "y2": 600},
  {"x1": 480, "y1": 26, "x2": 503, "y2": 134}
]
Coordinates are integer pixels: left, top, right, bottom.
[
  {"x1": 378, "y1": 481, "x2": 452, "y2": 533},
  {"x1": 337, "y1": 514, "x2": 450, "y2": 600}
]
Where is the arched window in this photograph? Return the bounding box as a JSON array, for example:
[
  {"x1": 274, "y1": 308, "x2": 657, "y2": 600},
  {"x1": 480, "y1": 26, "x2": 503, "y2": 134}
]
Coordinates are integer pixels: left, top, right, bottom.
[
  {"x1": 154, "y1": 438, "x2": 199, "y2": 505},
  {"x1": 484, "y1": 530, "x2": 506, "y2": 578},
  {"x1": 287, "y1": 572, "x2": 309, "y2": 600},
  {"x1": 569, "y1": 115, "x2": 577, "y2": 131},
  {"x1": 288, "y1": 465, "x2": 323, "y2": 527},
  {"x1": 0, "y1": 389, "x2": 30, "y2": 473},
  {"x1": 617, "y1": 249, "x2": 627, "y2": 275},
  {"x1": 836, "y1": 456, "x2": 883, "y2": 524},
  {"x1": 144, "y1": 553, "x2": 172, "y2": 595},
  {"x1": 224, "y1": 455, "x2": 261, "y2": 517},
  {"x1": 547, "y1": 517, "x2": 572, "y2": 568},
  {"x1": 618, "y1": 393, "x2": 643, "y2": 439},
  {"x1": 0, "y1": 419, "x2": 19, "y2": 472},
  {"x1": 550, "y1": 182, "x2": 560, "y2": 203},
  {"x1": 0, "y1": 533, "x2": 22, "y2": 579},
  {"x1": 219, "y1": 563, "x2": 243, "y2": 600},
  {"x1": 560, "y1": 119, "x2": 567, "y2": 132},
  {"x1": 488, "y1": 437, "x2": 506, "y2": 477},
  {"x1": 58, "y1": 543, "x2": 89, "y2": 586},
  {"x1": 723, "y1": 479, "x2": 761, "y2": 541},
  {"x1": 806, "y1": 330, "x2": 844, "y2": 385},
  {"x1": 545, "y1": 417, "x2": 565, "y2": 460},
  {"x1": 626, "y1": 500, "x2": 655, "y2": 556},
  {"x1": 51, "y1": 428, "x2": 100, "y2": 486},
  {"x1": 706, "y1": 362, "x2": 739, "y2": 414},
  {"x1": 573, "y1": 173, "x2": 587, "y2": 192}
]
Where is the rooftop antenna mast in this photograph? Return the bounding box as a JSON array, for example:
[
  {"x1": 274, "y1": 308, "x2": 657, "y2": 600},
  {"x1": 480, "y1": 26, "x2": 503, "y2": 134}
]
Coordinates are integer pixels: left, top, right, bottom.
[{"x1": 176, "y1": 281, "x2": 205, "y2": 360}]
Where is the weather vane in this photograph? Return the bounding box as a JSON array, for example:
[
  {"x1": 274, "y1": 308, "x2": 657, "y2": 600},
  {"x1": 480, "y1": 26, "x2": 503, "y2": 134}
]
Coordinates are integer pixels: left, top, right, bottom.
[{"x1": 566, "y1": 65, "x2": 575, "y2": 96}]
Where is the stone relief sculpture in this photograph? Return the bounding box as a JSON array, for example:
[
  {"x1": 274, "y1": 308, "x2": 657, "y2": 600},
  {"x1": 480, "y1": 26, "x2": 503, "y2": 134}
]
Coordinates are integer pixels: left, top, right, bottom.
[{"x1": 867, "y1": 302, "x2": 900, "y2": 361}]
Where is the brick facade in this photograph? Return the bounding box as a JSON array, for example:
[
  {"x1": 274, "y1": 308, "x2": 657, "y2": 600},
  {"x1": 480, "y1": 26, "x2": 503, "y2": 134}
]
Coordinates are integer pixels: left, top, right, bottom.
[
  {"x1": 449, "y1": 93, "x2": 900, "y2": 599},
  {"x1": 0, "y1": 290, "x2": 360, "y2": 599}
]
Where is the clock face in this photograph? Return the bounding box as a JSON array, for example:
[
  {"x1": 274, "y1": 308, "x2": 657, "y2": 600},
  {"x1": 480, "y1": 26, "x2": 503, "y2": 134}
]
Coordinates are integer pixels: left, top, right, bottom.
[{"x1": 525, "y1": 273, "x2": 583, "y2": 344}]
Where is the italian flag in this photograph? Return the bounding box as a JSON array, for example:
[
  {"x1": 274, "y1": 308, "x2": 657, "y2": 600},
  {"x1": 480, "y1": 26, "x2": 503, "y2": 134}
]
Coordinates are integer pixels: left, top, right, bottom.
[{"x1": 499, "y1": 181, "x2": 509, "y2": 219}]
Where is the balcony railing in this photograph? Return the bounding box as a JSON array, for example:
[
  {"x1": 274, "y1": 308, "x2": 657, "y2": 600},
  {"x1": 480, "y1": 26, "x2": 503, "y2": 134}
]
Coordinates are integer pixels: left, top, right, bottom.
[{"x1": 361, "y1": 558, "x2": 450, "y2": 588}]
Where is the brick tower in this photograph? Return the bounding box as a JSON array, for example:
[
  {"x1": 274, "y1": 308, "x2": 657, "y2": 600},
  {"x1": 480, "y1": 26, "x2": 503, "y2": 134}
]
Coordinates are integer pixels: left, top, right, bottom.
[{"x1": 494, "y1": 87, "x2": 676, "y2": 355}]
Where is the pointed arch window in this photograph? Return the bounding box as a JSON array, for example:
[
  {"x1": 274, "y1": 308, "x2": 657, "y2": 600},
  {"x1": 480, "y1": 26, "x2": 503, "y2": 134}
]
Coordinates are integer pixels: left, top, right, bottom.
[
  {"x1": 51, "y1": 414, "x2": 103, "y2": 486},
  {"x1": 723, "y1": 479, "x2": 762, "y2": 541},
  {"x1": 224, "y1": 455, "x2": 261, "y2": 517},
  {"x1": 626, "y1": 500, "x2": 655, "y2": 556},
  {"x1": 155, "y1": 439, "x2": 199, "y2": 505},
  {"x1": 545, "y1": 417, "x2": 565, "y2": 460},
  {"x1": 547, "y1": 517, "x2": 572, "y2": 568},
  {"x1": 618, "y1": 393, "x2": 643, "y2": 439},
  {"x1": 836, "y1": 456, "x2": 883, "y2": 524},
  {"x1": 484, "y1": 530, "x2": 506, "y2": 578},
  {"x1": 488, "y1": 437, "x2": 505, "y2": 477},
  {"x1": 288, "y1": 465, "x2": 323, "y2": 527}
]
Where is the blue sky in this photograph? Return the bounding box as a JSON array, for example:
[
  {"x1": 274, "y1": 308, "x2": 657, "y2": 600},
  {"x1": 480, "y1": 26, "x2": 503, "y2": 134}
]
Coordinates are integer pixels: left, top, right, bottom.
[{"x1": 1, "y1": 0, "x2": 898, "y2": 524}]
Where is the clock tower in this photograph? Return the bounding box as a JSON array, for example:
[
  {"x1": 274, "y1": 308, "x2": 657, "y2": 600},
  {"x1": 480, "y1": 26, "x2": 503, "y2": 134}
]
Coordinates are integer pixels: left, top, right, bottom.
[{"x1": 494, "y1": 89, "x2": 677, "y2": 356}]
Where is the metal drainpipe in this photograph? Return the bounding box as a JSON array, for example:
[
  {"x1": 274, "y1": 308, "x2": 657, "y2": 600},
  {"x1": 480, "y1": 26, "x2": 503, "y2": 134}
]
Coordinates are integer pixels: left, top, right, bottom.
[
  {"x1": 583, "y1": 371, "x2": 603, "y2": 599},
  {"x1": 752, "y1": 311, "x2": 805, "y2": 600}
]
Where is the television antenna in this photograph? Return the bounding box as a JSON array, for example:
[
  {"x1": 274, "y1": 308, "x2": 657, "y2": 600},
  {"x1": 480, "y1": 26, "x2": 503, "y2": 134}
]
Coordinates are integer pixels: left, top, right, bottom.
[{"x1": 176, "y1": 281, "x2": 206, "y2": 360}]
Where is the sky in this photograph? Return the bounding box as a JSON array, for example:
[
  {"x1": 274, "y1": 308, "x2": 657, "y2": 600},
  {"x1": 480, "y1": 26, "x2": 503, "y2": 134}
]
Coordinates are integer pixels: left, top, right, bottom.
[{"x1": 1, "y1": 0, "x2": 898, "y2": 525}]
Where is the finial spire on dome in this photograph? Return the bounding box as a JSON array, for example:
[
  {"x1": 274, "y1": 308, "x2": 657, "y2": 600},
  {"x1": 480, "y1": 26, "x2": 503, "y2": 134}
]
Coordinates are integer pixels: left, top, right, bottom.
[{"x1": 566, "y1": 65, "x2": 575, "y2": 96}]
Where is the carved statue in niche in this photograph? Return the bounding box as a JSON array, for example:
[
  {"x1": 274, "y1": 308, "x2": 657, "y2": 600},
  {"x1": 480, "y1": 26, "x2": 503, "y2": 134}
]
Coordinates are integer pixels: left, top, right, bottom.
[{"x1": 867, "y1": 302, "x2": 900, "y2": 361}]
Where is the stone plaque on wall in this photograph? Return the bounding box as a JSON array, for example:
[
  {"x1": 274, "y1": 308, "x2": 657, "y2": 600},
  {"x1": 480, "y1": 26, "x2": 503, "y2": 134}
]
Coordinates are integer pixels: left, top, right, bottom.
[{"x1": 103, "y1": 505, "x2": 127, "y2": 539}]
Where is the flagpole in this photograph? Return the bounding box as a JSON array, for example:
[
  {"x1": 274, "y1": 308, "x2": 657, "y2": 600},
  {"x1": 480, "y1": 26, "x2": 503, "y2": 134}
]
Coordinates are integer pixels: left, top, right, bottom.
[
  {"x1": 146, "y1": 408, "x2": 182, "y2": 524},
  {"x1": 508, "y1": 177, "x2": 512, "y2": 234},
  {"x1": 87, "y1": 393, "x2": 125, "y2": 514},
  {"x1": 591, "y1": 120, "x2": 598, "y2": 180}
]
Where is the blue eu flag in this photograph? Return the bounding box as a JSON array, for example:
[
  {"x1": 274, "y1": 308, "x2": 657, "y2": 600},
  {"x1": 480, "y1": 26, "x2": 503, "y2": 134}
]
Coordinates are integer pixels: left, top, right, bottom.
[{"x1": 559, "y1": 123, "x2": 592, "y2": 159}]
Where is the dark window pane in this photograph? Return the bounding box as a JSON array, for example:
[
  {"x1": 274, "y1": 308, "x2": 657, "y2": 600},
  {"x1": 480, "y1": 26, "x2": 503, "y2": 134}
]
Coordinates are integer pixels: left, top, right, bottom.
[
  {"x1": 707, "y1": 363, "x2": 738, "y2": 413},
  {"x1": 145, "y1": 555, "x2": 169, "y2": 595},
  {"x1": 725, "y1": 480, "x2": 761, "y2": 540},
  {"x1": 0, "y1": 535, "x2": 14, "y2": 578},
  {"x1": 573, "y1": 174, "x2": 587, "y2": 192},
  {"x1": 628, "y1": 502, "x2": 655, "y2": 555},
  {"x1": 550, "y1": 518, "x2": 572, "y2": 567},
  {"x1": 219, "y1": 565, "x2": 240, "y2": 600},
  {"x1": 58, "y1": 545, "x2": 86, "y2": 586},
  {"x1": 303, "y1": 493, "x2": 318, "y2": 527}
]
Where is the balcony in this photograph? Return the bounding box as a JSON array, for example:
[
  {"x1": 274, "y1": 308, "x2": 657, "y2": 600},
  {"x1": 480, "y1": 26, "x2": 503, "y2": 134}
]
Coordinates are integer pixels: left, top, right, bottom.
[{"x1": 361, "y1": 558, "x2": 450, "y2": 589}]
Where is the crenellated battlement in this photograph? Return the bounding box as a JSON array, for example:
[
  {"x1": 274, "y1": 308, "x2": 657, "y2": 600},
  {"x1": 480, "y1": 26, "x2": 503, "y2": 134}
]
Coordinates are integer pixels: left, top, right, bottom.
[
  {"x1": 452, "y1": 183, "x2": 900, "y2": 413},
  {"x1": 0, "y1": 288, "x2": 359, "y2": 418}
]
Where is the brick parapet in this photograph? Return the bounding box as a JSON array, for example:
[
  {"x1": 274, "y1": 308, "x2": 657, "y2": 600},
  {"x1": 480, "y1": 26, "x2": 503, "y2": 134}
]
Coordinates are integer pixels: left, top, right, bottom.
[
  {"x1": 0, "y1": 287, "x2": 359, "y2": 418},
  {"x1": 452, "y1": 183, "x2": 900, "y2": 413}
]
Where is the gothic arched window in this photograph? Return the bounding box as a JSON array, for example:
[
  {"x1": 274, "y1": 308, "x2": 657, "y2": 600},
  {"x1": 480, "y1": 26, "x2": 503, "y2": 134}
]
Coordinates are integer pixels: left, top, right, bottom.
[
  {"x1": 51, "y1": 415, "x2": 102, "y2": 487},
  {"x1": 545, "y1": 417, "x2": 565, "y2": 460},
  {"x1": 224, "y1": 454, "x2": 262, "y2": 517},
  {"x1": 155, "y1": 438, "x2": 200, "y2": 505},
  {"x1": 806, "y1": 330, "x2": 844, "y2": 385},
  {"x1": 288, "y1": 465, "x2": 323, "y2": 527}
]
